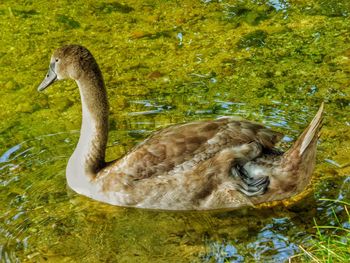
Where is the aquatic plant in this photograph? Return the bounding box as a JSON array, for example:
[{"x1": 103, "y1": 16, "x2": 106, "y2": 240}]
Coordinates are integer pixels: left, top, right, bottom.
[{"x1": 298, "y1": 199, "x2": 350, "y2": 262}]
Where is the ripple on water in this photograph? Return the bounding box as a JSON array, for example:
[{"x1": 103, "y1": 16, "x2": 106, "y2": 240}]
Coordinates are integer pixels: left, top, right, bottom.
[
  {"x1": 0, "y1": 132, "x2": 76, "y2": 260},
  {"x1": 127, "y1": 99, "x2": 172, "y2": 116}
]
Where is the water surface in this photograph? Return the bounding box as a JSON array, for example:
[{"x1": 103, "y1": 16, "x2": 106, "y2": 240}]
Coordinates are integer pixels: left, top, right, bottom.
[{"x1": 1, "y1": 0, "x2": 350, "y2": 262}]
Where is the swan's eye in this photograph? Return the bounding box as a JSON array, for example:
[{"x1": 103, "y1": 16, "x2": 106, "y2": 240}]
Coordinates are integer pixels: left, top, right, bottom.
[{"x1": 55, "y1": 58, "x2": 59, "y2": 62}]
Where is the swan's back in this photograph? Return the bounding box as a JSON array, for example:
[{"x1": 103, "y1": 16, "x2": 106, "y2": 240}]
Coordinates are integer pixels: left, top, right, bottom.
[{"x1": 108, "y1": 118, "x2": 283, "y2": 180}]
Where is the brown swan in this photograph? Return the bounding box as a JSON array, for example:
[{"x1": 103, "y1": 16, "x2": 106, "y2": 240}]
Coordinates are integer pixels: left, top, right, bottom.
[{"x1": 37, "y1": 45, "x2": 323, "y2": 210}]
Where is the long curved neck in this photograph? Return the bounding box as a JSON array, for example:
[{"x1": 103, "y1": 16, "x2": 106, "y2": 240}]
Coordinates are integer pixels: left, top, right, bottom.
[{"x1": 70, "y1": 69, "x2": 109, "y2": 178}]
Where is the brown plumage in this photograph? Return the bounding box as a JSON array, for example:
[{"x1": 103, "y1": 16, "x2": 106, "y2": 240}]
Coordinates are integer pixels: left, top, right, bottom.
[{"x1": 37, "y1": 45, "x2": 324, "y2": 210}]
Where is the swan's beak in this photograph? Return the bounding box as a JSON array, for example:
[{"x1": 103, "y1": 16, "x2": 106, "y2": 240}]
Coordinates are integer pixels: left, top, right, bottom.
[{"x1": 38, "y1": 62, "x2": 57, "y2": 91}]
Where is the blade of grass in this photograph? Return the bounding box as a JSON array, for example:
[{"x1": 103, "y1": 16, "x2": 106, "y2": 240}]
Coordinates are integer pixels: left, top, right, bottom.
[
  {"x1": 319, "y1": 198, "x2": 350, "y2": 206},
  {"x1": 299, "y1": 201, "x2": 350, "y2": 262},
  {"x1": 315, "y1": 225, "x2": 350, "y2": 233},
  {"x1": 298, "y1": 245, "x2": 321, "y2": 263}
]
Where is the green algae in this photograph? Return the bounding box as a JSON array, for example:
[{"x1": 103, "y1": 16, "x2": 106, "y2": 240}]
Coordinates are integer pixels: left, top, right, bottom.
[
  {"x1": 237, "y1": 29, "x2": 268, "y2": 49},
  {"x1": 97, "y1": 2, "x2": 135, "y2": 14},
  {"x1": 56, "y1": 15, "x2": 81, "y2": 29},
  {"x1": 224, "y1": 2, "x2": 273, "y2": 26},
  {"x1": 0, "y1": 0, "x2": 350, "y2": 262}
]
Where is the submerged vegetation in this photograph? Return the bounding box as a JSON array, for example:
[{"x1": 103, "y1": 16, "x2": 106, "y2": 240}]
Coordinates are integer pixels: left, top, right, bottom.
[{"x1": 0, "y1": 0, "x2": 349, "y2": 262}]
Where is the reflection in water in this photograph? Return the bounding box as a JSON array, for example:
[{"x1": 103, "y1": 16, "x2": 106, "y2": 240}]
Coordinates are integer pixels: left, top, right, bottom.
[
  {"x1": 204, "y1": 241, "x2": 244, "y2": 263},
  {"x1": 247, "y1": 218, "x2": 299, "y2": 262},
  {"x1": 0, "y1": 144, "x2": 21, "y2": 163},
  {"x1": 268, "y1": 0, "x2": 289, "y2": 12},
  {"x1": 203, "y1": 217, "x2": 300, "y2": 262}
]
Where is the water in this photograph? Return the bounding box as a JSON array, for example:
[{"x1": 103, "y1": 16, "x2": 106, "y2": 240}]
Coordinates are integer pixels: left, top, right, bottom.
[{"x1": 1, "y1": 0, "x2": 350, "y2": 262}]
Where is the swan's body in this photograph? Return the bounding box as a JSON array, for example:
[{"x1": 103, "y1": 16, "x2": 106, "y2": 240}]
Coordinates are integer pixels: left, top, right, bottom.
[{"x1": 38, "y1": 45, "x2": 323, "y2": 210}]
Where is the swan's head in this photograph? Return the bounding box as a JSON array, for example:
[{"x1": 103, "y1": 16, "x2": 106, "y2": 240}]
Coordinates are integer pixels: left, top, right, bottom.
[{"x1": 38, "y1": 45, "x2": 98, "y2": 91}]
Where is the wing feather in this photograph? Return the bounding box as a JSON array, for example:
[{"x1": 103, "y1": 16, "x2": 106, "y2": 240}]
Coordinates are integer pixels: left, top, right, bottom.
[{"x1": 112, "y1": 118, "x2": 283, "y2": 180}]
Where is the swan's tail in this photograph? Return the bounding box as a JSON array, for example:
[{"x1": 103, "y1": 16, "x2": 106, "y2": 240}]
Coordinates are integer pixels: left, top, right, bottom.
[
  {"x1": 286, "y1": 103, "x2": 324, "y2": 157},
  {"x1": 281, "y1": 103, "x2": 324, "y2": 190}
]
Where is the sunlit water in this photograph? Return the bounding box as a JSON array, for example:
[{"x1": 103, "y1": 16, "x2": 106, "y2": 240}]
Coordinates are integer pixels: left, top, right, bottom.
[{"x1": 1, "y1": 0, "x2": 350, "y2": 262}]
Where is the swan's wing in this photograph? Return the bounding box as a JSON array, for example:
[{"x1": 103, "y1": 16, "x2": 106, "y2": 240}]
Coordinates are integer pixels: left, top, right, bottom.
[{"x1": 111, "y1": 118, "x2": 283, "y2": 180}]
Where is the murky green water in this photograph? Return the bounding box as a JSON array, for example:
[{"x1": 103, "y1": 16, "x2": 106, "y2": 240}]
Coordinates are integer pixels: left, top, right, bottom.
[{"x1": 1, "y1": 0, "x2": 350, "y2": 262}]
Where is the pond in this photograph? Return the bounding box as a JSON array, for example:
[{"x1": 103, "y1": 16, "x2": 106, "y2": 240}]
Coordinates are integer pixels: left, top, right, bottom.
[{"x1": 1, "y1": 0, "x2": 350, "y2": 262}]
